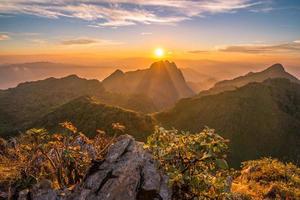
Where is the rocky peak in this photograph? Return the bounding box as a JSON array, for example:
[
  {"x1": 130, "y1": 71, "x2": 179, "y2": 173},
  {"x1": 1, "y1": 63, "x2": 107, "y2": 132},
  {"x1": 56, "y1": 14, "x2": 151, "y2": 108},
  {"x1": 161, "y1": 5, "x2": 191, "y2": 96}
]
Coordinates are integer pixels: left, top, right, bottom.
[{"x1": 150, "y1": 60, "x2": 177, "y2": 71}]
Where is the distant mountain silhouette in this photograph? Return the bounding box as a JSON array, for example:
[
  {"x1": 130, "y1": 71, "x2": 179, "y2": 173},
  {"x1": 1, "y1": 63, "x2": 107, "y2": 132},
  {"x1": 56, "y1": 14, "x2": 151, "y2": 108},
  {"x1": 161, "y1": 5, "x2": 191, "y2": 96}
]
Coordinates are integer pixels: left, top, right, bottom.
[
  {"x1": 33, "y1": 96, "x2": 155, "y2": 140},
  {"x1": 156, "y1": 78, "x2": 300, "y2": 167},
  {"x1": 0, "y1": 75, "x2": 157, "y2": 137},
  {"x1": 187, "y1": 78, "x2": 218, "y2": 93},
  {"x1": 102, "y1": 60, "x2": 195, "y2": 109},
  {"x1": 0, "y1": 62, "x2": 117, "y2": 89},
  {"x1": 200, "y1": 63, "x2": 300, "y2": 96}
]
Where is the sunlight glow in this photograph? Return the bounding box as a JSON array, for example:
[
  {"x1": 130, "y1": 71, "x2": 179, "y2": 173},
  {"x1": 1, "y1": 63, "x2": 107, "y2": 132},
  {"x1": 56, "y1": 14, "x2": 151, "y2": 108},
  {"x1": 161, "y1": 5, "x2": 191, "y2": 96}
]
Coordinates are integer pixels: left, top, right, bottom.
[{"x1": 154, "y1": 48, "x2": 165, "y2": 58}]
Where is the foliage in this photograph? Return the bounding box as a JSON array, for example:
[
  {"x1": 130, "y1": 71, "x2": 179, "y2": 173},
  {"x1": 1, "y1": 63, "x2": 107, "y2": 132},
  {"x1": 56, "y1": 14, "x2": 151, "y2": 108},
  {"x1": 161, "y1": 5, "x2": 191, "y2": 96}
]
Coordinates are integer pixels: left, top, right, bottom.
[
  {"x1": 0, "y1": 122, "x2": 115, "y2": 195},
  {"x1": 145, "y1": 127, "x2": 233, "y2": 199},
  {"x1": 232, "y1": 158, "x2": 300, "y2": 199}
]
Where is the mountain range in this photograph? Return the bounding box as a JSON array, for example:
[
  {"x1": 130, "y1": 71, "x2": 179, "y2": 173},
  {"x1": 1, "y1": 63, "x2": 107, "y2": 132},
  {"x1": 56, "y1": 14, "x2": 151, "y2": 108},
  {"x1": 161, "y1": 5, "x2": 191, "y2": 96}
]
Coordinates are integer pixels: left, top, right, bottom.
[
  {"x1": 0, "y1": 75, "x2": 156, "y2": 137},
  {"x1": 0, "y1": 61, "x2": 299, "y2": 168},
  {"x1": 0, "y1": 61, "x2": 193, "y2": 137},
  {"x1": 199, "y1": 63, "x2": 300, "y2": 96},
  {"x1": 155, "y1": 78, "x2": 300, "y2": 167},
  {"x1": 0, "y1": 62, "x2": 117, "y2": 89}
]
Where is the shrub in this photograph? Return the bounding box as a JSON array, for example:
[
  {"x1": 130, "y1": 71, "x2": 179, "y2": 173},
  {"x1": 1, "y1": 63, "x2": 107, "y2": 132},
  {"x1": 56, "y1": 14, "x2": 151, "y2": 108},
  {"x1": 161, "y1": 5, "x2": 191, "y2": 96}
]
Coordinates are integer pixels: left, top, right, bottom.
[
  {"x1": 145, "y1": 127, "x2": 233, "y2": 199},
  {"x1": 0, "y1": 122, "x2": 115, "y2": 196},
  {"x1": 232, "y1": 158, "x2": 300, "y2": 199}
]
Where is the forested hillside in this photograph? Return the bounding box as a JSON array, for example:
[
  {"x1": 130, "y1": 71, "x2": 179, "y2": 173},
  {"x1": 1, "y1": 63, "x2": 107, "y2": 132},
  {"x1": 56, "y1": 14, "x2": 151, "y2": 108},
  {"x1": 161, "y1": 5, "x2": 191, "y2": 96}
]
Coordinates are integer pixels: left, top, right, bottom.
[
  {"x1": 156, "y1": 78, "x2": 300, "y2": 167},
  {"x1": 33, "y1": 96, "x2": 155, "y2": 140}
]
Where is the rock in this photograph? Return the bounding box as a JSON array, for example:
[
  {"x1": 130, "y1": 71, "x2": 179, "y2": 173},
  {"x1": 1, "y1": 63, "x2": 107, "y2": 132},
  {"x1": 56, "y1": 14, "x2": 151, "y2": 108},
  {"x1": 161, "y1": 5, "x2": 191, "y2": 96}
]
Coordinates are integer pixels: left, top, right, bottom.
[
  {"x1": 18, "y1": 189, "x2": 29, "y2": 200},
  {"x1": 29, "y1": 179, "x2": 58, "y2": 200},
  {"x1": 18, "y1": 180, "x2": 58, "y2": 200},
  {"x1": 67, "y1": 134, "x2": 171, "y2": 200}
]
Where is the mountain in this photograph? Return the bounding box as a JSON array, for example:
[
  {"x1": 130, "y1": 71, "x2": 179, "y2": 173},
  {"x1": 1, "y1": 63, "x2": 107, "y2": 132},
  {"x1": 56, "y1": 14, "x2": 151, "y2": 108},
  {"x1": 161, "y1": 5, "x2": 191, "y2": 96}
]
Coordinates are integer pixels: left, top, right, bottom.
[
  {"x1": 0, "y1": 62, "x2": 117, "y2": 89},
  {"x1": 0, "y1": 75, "x2": 157, "y2": 137},
  {"x1": 187, "y1": 78, "x2": 218, "y2": 93},
  {"x1": 155, "y1": 78, "x2": 300, "y2": 167},
  {"x1": 33, "y1": 96, "x2": 155, "y2": 140},
  {"x1": 102, "y1": 60, "x2": 195, "y2": 109},
  {"x1": 200, "y1": 63, "x2": 300, "y2": 96}
]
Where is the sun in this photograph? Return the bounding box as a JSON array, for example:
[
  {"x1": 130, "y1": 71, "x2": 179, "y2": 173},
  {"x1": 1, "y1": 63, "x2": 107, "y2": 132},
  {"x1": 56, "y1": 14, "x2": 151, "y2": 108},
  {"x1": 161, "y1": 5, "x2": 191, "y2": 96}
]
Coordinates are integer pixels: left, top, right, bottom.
[{"x1": 154, "y1": 48, "x2": 165, "y2": 58}]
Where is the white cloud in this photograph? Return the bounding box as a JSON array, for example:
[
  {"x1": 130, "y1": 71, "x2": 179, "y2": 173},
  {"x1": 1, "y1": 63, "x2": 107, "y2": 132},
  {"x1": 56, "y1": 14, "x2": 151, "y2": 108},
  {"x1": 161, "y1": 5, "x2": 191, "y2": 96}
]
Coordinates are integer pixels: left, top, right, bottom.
[{"x1": 0, "y1": 0, "x2": 271, "y2": 27}]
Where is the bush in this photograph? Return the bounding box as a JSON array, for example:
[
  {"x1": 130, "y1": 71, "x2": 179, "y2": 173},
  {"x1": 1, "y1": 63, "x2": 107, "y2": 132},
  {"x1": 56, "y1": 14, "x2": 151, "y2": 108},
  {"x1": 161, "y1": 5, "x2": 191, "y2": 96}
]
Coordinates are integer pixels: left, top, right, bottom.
[
  {"x1": 145, "y1": 127, "x2": 233, "y2": 199},
  {"x1": 232, "y1": 158, "x2": 300, "y2": 199},
  {"x1": 0, "y1": 122, "x2": 115, "y2": 196}
]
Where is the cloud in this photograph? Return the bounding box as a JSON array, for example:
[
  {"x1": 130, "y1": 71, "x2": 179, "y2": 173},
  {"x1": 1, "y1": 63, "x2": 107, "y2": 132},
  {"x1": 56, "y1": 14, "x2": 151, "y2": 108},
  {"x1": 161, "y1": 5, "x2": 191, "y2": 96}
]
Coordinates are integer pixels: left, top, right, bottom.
[
  {"x1": 0, "y1": 0, "x2": 271, "y2": 27},
  {"x1": 61, "y1": 38, "x2": 98, "y2": 45},
  {"x1": 0, "y1": 34, "x2": 10, "y2": 41},
  {"x1": 61, "y1": 38, "x2": 123, "y2": 46},
  {"x1": 188, "y1": 50, "x2": 210, "y2": 54},
  {"x1": 141, "y1": 32, "x2": 152, "y2": 35},
  {"x1": 219, "y1": 41, "x2": 300, "y2": 54},
  {"x1": 188, "y1": 40, "x2": 300, "y2": 54}
]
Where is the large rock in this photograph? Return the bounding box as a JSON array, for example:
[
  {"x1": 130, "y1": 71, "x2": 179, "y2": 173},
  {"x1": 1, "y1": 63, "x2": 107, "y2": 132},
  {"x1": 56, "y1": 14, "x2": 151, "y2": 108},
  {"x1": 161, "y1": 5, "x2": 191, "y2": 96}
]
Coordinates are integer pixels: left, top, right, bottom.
[{"x1": 67, "y1": 134, "x2": 171, "y2": 200}]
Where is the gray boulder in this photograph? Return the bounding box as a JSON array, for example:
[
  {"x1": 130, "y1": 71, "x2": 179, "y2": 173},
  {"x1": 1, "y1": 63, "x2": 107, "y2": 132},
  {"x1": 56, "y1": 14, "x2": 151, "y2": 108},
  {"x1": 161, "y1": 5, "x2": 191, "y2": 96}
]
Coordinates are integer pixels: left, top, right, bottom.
[{"x1": 67, "y1": 134, "x2": 171, "y2": 200}]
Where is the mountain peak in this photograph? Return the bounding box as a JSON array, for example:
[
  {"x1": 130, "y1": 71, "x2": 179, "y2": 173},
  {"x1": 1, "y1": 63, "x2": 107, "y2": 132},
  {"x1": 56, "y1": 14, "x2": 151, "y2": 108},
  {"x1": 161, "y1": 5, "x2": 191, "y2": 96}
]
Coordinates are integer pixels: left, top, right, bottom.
[
  {"x1": 64, "y1": 74, "x2": 81, "y2": 80},
  {"x1": 102, "y1": 60, "x2": 194, "y2": 109},
  {"x1": 150, "y1": 60, "x2": 177, "y2": 70},
  {"x1": 104, "y1": 69, "x2": 124, "y2": 81},
  {"x1": 111, "y1": 69, "x2": 124, "y2": 76},
  {"x1": 264, "y1": 63, "x2": 285, "y2": 72}
]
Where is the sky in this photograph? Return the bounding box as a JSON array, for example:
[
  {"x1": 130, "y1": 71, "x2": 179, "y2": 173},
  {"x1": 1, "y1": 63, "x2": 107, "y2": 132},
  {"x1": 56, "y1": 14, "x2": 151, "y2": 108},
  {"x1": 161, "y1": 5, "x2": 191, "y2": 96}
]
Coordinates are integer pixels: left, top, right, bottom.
[{"x1": 0, "y1": 0, "x2": 299, "y2": 70}]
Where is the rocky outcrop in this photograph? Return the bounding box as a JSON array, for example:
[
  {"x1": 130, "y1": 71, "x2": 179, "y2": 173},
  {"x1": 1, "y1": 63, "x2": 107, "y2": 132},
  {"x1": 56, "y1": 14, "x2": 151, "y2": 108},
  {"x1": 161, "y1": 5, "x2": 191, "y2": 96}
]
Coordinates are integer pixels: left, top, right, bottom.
[
  {"x1": 18, "y1": 135, "x2": 171, "y2": 200},
  {"x1": 67, "y1": 134, "x2": 171, "y2": 200}
]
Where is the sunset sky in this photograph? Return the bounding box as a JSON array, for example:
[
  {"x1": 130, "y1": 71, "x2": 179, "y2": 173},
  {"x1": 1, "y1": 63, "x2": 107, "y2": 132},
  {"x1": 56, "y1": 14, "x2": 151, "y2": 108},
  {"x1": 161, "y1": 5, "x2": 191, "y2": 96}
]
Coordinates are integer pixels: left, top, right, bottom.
[{"x1": 0, "y1": 0, "x2": 299, "y2": 70}]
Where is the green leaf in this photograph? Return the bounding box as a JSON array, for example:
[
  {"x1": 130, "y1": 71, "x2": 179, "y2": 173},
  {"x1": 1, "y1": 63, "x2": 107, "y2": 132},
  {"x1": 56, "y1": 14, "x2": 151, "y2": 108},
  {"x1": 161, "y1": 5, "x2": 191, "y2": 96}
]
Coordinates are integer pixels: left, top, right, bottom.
[{"x1": 215, "y1": 159, "x2": 228, "y2": 170}]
